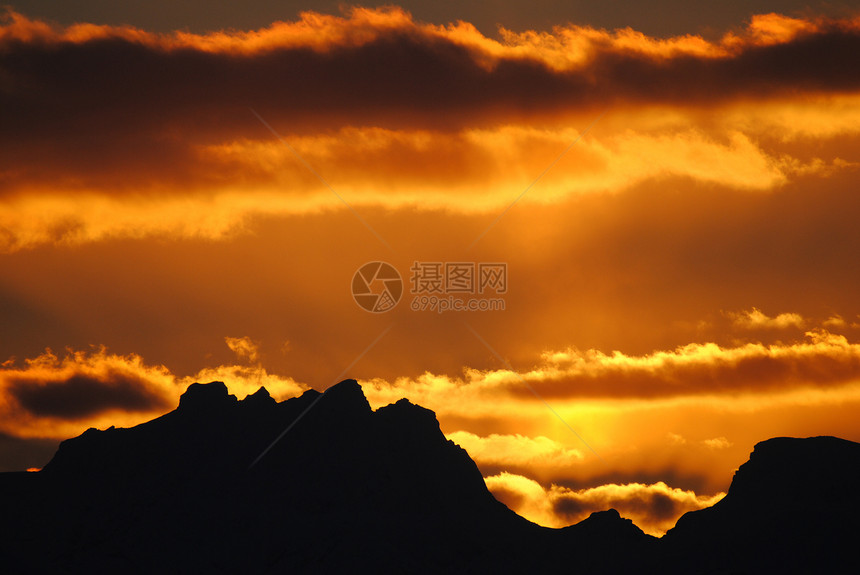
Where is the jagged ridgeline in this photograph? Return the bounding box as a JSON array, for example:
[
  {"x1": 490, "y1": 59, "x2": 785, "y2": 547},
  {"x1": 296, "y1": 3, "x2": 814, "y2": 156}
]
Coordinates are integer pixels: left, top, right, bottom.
[{"x1": 1, "y1": 381, "x2": 858, "y2": 574}]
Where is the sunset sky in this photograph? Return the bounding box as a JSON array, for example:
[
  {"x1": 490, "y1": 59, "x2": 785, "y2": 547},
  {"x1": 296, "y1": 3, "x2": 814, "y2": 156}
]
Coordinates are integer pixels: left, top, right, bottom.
[{"x1": 3, "y1": 0, "x2": 860, "y2": 536}]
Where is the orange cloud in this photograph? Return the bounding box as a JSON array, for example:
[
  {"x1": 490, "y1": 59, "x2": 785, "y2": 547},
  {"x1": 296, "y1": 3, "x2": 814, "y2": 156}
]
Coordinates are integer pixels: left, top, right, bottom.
[
  {"x1": 225, "y1": 336, "x2": 261, "y2": 364},
  {"x1": 727, "y1": 308, "x2": 806, "y2": 330},
  {"x1": 702, "y1": 437, "x2": 732, "y2": 450},
  {"x1": 527, "y1": 329, "x2": 860, "y2": 399},
  {"x1": 0, "y1": 347, "x2": 175, "y2": 437},
  {"x1": 2, "y1": 8, "x2": 860, "y2": 250},
  {"x1": 207, "y1": 124, "x2": 798, "y2": 194},
  {"x1": 0, "y1": 346, "x2": 306, "y2": 439},
  {"x1": 189, "y1": 365, "x2": 305, "y2": 403},
  {"x1": 485, "y1": 471, "x2": 724, "y2": 535},
  {"x1": 3, "y1": 8, "x2": 852, "y2": 66},
  {"x1": 362, "y1": 329, "x2": 860, "y2": 409},
  {"x1": 447, "y1": 431, "x2": 583, "y2": 469},
  {"x1": 736, "y1": 13, "x2": 820, "y2": 47},
  {"x1": 3, "y1": 118, "x2": 851, "y2": 251},
  {"x1": 824, "y1": 315, "x2": 848, "y2": 328}
]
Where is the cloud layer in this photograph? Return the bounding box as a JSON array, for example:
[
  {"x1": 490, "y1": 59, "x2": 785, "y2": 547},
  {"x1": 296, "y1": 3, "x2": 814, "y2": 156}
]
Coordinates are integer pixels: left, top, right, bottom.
[
  {"x1": 2, "y1": 8, "x2": 860, "y2": 249},
  {"x1": 362, "y1": 328, "x2": 860, "y2": 408},
  {"x1": 0, "y1": 345, "x2": 306, "y2": 438},
  {"x1": 485, "y1": 472, "x2": 724, "y2": 535}
]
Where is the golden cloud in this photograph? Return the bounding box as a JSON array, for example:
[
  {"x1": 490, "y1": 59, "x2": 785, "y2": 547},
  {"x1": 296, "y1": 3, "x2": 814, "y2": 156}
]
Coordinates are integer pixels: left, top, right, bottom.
[
  {"x1": 3, "y1": 8, "x2": 853, "y2": 66},
  {"x1": 0, "y1": 347, "x2": 176, "y2": 438},
  {"x1": 189, "y1": 365, "x2": 305, "y2": 403},
  {"x1": 3, "y1": 121, "x2": 822, "y2": 251},
  {"x1": 485, "y1": 471, "x2": 724, "y2": 536},
  {"x1": 702, "y1": 437, "x2": 732, "y2": 450},
  {"x1": 225, "y1": 336, "x2": 261, "y2": 364},
  {"x1": 0, "y1": 346, "x2": 307, "y2": 439},
  {"x1": 727, "y1": 308, "x2": 806, "y2": 330},
  {"x1": 362, "y1": 329, "x2": 860, "y2": 412},
  {"x1": 1, "y1": 8, "x2": 860, "y2": 250},
  {"x1": 447, "y1": 431, "x2": 584, "y2": 469}
]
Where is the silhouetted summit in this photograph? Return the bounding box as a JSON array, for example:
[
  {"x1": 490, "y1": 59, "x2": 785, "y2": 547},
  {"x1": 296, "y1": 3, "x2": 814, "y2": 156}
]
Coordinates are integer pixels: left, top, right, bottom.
[
  {"x1": 1, "y1": 381, "x2": 858, "y2": 574},
  {"x1": 178, "y1": 380, "x2": 238, "y2": 412},
  {"x1": 565, "y1": 508, "x2": 644, "y2": 538},
  {"x1": 664, "y1": 436, "x2": 860, "y2": 574},
  {"x1": 242, "y1": 385, "x2": 277, "y2": 409}
]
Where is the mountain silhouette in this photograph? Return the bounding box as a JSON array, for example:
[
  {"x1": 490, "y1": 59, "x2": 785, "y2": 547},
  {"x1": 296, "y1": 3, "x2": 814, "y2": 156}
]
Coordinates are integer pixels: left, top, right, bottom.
[
  {"x1": 662, "y1": 436, "x2": 860, "y2": 574},
  {"x1": 0, "y1": 380, "x2": 857, "y2": 573}
]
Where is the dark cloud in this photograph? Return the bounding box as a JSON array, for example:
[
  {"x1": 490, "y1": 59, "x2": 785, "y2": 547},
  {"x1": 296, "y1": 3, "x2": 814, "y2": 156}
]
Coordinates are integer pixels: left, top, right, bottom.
[
  {"x1": 546, "y1": 468, "x2": 712, "y2": 495},
  {"x1": 7, "y1": 371, "x2": 172, "y2": 419},
  {"x1": 6, "y1": 0, "x2": 849, "y2": 38},
  {"x1": 2, "y1": 11, "x2": 860, "y2": 195},
  {"x1": 590, "y1": 27, "x2": 860, "y2": 105},
  {"x1": 505, "y1": 338, "x2": 860, "y2": 400},
  {"x1": 552, "y1": 484, "x2": 692, "y2": 524},
  {"x1": 553, "y1": 496, "x2": 587, "y2": 516}
]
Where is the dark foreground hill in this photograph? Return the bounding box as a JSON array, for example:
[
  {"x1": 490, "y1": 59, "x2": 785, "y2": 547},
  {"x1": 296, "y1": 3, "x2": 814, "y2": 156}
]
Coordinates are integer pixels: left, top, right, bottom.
[
  {"x1": 0, "y1": 380, "x2": 857, "y2": 574},
  {"x1": 662, "y1": 435, "x2": 860, "y2": 574}
]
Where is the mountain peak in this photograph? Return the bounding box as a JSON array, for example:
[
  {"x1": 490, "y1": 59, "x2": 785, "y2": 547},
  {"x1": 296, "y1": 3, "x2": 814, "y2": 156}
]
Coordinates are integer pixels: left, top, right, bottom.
[
  {"x1": 562, "y1": 508, "x2": 647, "y2": 540},
  {"x1": 728, "y1": 435, "x2": 860, "y2": 500},
  {"x1": 375, "y1": 397, "x2": 444, "y2": 443},
  {"x1": 178, "y1": 381, "x2": 238, "y2": 413},
  {"x1": 664, "y1": 435, "x2": 860, "y2": 574},
  {"x1": 749, "y1": 435, "x2": 859, "y2": 460},
  {"x1": 588, "y1": 508, "x2": 621, "y2": 521},
  {"x1": 321, "y1": 378, "x2": 371, "y2": 413},
  {"x1": 242, "y1": 386, "x2": 276, "y2": 409}
]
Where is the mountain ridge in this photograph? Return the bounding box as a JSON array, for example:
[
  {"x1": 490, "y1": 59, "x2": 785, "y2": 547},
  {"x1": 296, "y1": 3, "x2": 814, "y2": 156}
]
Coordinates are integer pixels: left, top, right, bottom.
[{"x1": 1, "y1": 380, "x2": 857, "y2": 574}]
